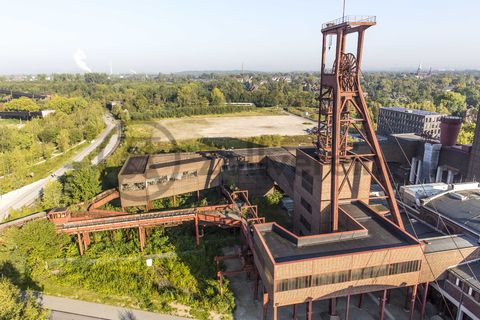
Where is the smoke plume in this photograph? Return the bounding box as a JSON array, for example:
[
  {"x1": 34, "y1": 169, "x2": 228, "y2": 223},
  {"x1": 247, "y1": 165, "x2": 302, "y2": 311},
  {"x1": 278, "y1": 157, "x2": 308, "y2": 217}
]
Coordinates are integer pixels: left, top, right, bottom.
[{"x1": 73, "y1": 49, "x2": 92, "y2": 73}]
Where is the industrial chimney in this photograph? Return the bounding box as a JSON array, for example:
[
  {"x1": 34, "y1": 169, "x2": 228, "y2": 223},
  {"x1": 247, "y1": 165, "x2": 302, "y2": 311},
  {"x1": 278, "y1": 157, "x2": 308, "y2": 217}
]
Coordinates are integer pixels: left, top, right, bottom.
[{"x1": 440, "y1": 116, "x2": 463, "y2": 146}]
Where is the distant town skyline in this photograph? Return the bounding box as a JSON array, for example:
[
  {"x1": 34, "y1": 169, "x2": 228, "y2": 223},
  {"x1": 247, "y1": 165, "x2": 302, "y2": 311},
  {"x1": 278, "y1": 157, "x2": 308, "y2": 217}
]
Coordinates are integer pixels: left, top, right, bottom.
[{"x1": 0, "y1": 0, "x2": 479, "y2": 74}]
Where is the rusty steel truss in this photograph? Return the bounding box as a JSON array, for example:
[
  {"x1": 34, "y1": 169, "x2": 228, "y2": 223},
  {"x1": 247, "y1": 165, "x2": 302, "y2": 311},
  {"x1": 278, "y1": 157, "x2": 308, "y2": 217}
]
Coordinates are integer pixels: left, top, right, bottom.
[{"x1": 316, "y1": 16, "x2": 404, "y2": 231}]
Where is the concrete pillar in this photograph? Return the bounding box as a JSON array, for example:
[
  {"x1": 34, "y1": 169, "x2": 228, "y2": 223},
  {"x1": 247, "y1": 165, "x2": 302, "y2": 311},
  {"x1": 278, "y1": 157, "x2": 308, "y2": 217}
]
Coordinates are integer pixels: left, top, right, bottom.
[
  {"x1": 435, "y1": 165, "x2": 444, "y2": 182},
  {"x1": 409, "y1": 157, "x2": 418, "y2": 183},
  {"x1": 379, "y1": 290, "x2": 387, "y2": 320},
  {"x1": 415, "y1": 159, "x2": 423, "y2": 184},
  {"x1": 292, "y1": 304, "x2": 297, "y2": 320},
  {"x1": 447, "y1": 170, "x2": 455, "y2": 184}
]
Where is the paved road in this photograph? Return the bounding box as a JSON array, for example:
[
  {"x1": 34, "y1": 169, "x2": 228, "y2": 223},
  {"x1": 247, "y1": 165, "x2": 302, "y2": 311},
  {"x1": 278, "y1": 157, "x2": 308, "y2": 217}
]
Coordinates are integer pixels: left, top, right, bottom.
[
  {"x1": 0, "y1": 114, "x2": 120, "y2": 220},
  {"x1": 39, "y1": 294, "x2": 188, "y2": 320}
]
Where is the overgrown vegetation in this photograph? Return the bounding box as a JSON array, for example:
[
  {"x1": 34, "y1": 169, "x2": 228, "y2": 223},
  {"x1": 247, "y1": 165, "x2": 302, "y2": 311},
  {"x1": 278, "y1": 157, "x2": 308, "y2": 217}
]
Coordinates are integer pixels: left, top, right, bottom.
[
  {"x1": 0, "y1": 96, "x2": 105, "y2": 193},
  {"x1": 0, "y1": 277, "x2": 49, "y2": 320},
  {"x1": 0, "y1": 218, "x2": 237, "y2": 319}
]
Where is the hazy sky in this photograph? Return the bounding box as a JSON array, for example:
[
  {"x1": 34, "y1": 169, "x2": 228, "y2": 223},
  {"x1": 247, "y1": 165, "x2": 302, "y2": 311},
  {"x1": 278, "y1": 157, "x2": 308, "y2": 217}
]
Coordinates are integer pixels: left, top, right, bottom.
[{"x1": 0, "y1": 0, "x2": 478, "y2": 74}]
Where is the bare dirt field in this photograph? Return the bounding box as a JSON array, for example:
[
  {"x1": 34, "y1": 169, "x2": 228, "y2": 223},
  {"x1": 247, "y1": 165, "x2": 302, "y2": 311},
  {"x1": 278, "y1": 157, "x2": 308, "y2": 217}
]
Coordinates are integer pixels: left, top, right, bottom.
[{"x1": 134, "y1": 114, "x2": 315, "y2": 142}]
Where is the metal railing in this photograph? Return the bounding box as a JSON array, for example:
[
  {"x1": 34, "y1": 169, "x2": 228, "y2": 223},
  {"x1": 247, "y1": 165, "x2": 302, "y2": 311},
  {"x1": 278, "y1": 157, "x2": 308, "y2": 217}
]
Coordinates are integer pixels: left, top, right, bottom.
[{"x1": 322, "y1": 15, "x2": 376, "y2": 29}]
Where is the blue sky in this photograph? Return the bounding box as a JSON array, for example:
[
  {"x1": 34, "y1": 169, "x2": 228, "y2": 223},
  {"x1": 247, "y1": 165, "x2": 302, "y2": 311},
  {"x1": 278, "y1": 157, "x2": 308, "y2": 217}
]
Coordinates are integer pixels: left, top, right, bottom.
[{"x1": 0, "y1": 0, "x2": 478, "y2": 74}]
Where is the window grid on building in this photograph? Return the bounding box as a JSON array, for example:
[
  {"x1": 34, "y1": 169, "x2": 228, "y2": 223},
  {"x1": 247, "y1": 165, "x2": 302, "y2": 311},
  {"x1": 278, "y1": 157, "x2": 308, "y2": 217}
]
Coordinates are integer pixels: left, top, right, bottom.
[
  {"x1": 275, "y1": 260, "x2": 422, "y2": 292},
  {"x1": 300, "y1": 215, "x2": 311, "y2": 232},
  {"x1": 301, "y1": 170, "x2": 313, "y2": 194},
  {"x1": 300, "y1": 197, "x2": 312, "y2": 214}
]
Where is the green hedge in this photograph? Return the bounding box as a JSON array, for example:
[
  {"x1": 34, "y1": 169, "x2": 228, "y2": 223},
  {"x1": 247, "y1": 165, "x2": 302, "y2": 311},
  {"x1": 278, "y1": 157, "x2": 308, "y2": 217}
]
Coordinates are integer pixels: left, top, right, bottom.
[{"x1": 131, "y1": 105, "x2": 256, "y2": 120}]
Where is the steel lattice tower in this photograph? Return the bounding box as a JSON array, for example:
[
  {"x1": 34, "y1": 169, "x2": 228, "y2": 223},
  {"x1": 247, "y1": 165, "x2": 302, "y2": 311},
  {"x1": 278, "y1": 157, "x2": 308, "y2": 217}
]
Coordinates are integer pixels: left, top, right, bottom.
[{"x1": 316, "y1": 16, "x2": 405, "y2": 231}]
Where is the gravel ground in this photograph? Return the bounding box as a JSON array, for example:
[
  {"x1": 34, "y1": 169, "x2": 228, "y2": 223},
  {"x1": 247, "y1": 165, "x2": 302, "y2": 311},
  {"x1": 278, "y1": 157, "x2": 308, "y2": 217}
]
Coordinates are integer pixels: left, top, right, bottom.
[{"x1": 146, "y1": 114, "x2": 315, "y2": 141}]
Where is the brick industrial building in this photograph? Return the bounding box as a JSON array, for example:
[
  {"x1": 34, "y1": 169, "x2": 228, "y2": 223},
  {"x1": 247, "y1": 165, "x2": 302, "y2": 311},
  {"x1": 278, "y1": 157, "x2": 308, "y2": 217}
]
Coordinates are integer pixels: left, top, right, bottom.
[
  {"x1": 114, "y1": 17, "x2": 480, "y2": 320},
  {"x1": 377, "y1": 106, "x2": 444, "y2": 138},
  {"x1": 46, "y1": 16, "x2": 480, "y2": 320}
]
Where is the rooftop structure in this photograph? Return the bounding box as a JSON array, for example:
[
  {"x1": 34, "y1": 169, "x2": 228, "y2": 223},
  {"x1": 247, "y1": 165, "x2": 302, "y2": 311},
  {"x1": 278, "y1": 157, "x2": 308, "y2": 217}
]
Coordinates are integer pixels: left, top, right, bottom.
[{"x1": 401, "y1": 182, "x2": 480, "y2": 240}]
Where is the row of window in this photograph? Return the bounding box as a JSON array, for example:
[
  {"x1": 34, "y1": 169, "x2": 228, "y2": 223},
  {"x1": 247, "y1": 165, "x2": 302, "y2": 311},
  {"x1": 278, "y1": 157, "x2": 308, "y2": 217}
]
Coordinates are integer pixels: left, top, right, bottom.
[
  {"x1": 302, "y1": 170, "x2": 313, "y2": 194},
  {"x1": 146, "y1": 170, "x2": 198, "y2": 186},
  {"x1": 301, "y1": 197, "x2": 312, "y2": 214},
  {"x1": 121, "y1": 170, "x2": 198, "y2": 191},
  {"x1": 300, "y1": 215, "x2": 311, "y2": 232},
  {"x1": 275, "y1": 260, "x2": 422, "y2": 292},
  {"x1": 452, "y1": 275, "x2": 480, "y2": 303}
]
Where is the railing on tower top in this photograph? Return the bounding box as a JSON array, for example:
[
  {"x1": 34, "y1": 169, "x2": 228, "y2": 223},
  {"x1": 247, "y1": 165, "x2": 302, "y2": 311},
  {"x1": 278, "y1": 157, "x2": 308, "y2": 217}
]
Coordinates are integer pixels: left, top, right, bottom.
[{"x1": 322, "y1": 15, "x2": 376, "y2": 30}]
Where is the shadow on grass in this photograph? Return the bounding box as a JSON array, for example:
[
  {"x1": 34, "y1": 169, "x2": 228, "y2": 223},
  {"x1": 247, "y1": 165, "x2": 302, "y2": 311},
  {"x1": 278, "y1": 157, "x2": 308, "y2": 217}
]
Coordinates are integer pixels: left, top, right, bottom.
[{"x1": 0, "y1": 260, "x2": 43, "y2": 291}]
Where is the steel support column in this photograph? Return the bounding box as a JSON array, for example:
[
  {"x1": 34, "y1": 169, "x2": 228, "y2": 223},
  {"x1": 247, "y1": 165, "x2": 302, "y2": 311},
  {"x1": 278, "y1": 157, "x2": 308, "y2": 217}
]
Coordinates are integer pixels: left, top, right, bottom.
[
  {"x1": 262, "y1": 290, "x2": 269, "y2": 320},
  {"x1": 138, "y1": 227, "x2": 146, "y2": 252},
  {"x1": 329, "y1": 298, "x2": 337, "y2": 317},
  {"x1": 82, "y1": 232, "x2": 90, "y2": 251},
  {"x1": 292, "y1": 304, "x2": 297, "y2": 320},
  {"x1": 404, "y1": 287, "x2": 411, "y2": 310},
  {"x1": 409, "y1": 284, "x2": 418, "y2": 320},
  {"x1": 379, "y1": 290, "x2": 387, "y2": 320},
  {"x1": 358, "y1": 293, "x2": 364, "y2": 309},
  {"x1": 345, "y1": 295, "x2": 351, "y2": 320},
  {"x1": 77, "y1": 233, "x2": 83, "y2": 256},
  {"x1": 253, "y1": 269, "x2": 259, "y2": 301},
  {"x1": 306, "y1": 298, "x2": 313, "y2": 320},
  {"x1": 420, "y1": 282, "x2": 429, "y2": 320},
  {"x1": 194, "y1": 215, "x2": 200, "y2": 246}
]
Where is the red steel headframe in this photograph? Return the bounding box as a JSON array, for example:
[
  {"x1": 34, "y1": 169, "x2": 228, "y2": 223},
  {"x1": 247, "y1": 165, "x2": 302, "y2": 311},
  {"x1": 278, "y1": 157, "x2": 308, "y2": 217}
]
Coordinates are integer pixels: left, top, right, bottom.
[{"x1": 317, "y1": 17, "x2": 405, "y2": 231}]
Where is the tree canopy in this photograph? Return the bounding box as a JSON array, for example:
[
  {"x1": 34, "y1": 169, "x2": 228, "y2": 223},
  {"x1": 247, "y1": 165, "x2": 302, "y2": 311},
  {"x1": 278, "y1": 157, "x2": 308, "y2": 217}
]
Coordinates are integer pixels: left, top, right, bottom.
[{"x1": 0, "y1": 278, "x2": 49, "y2": 320}]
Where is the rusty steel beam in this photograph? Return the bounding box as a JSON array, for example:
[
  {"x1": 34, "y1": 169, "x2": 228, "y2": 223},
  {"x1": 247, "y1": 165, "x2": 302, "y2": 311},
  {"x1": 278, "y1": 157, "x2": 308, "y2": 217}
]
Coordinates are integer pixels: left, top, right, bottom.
[{"x1": 316, "y1": 19, "x2": 405, "y2": 230}]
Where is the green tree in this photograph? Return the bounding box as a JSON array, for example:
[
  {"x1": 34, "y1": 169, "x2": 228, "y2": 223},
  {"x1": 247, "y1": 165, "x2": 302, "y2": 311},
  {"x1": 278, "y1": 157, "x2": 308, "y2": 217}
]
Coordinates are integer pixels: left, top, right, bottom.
[
  {"x1": 266, "y1": 189, "x2": 283, "y2": 206},
  {"x1": 439, "y1": 91, "x2": 467, "y2": 115},
  {"x1": 47, "y1": 96, "x2": 88, "y2": 114},
  {"x1": 457, "y1": 123, "x2": 476, "y2": 144},
  {"x1": 0, "y1": 278, "x2": 49, "y2": 320},
  {"x1": 63, "y1": 164, "x2": 101, "y2": 203},
  {"x1": 42, "y1": 180, "x2": 63, "y2": 209},
  {"x1": 56, "y1": 129, "x2": 70, "y2": 152},
  {"x1": 4, "y1": 97, "x2": 40, "y2": 112},
  {"x1": 210, "y1": 87, "x2": 226, "y2": 105},
  {"x1": 177, "y1": 83, "x2": 199, "y2": 107}
]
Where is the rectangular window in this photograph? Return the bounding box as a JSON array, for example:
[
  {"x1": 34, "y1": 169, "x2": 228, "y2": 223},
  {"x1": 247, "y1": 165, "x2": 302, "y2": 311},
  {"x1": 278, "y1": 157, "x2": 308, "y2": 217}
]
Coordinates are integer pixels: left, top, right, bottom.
[
  {"x1": 301, "y1": 170, "x2": 313, "y2": 194},
  {"x1": 275, "y1": 260, "x2": 422, "y2": 292},
  {"x1": 276, "y1": 276, "x2": 311, "y2": 292},
  {"x1": 300, "y1": 215, "x2": 311, "y2": 232},
  {"x1": 301, "y1": 197, "x2": 312, "y2": 214},
  {"x1": 389, "y1": 260, "x2": 421, "y2": 275}
]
